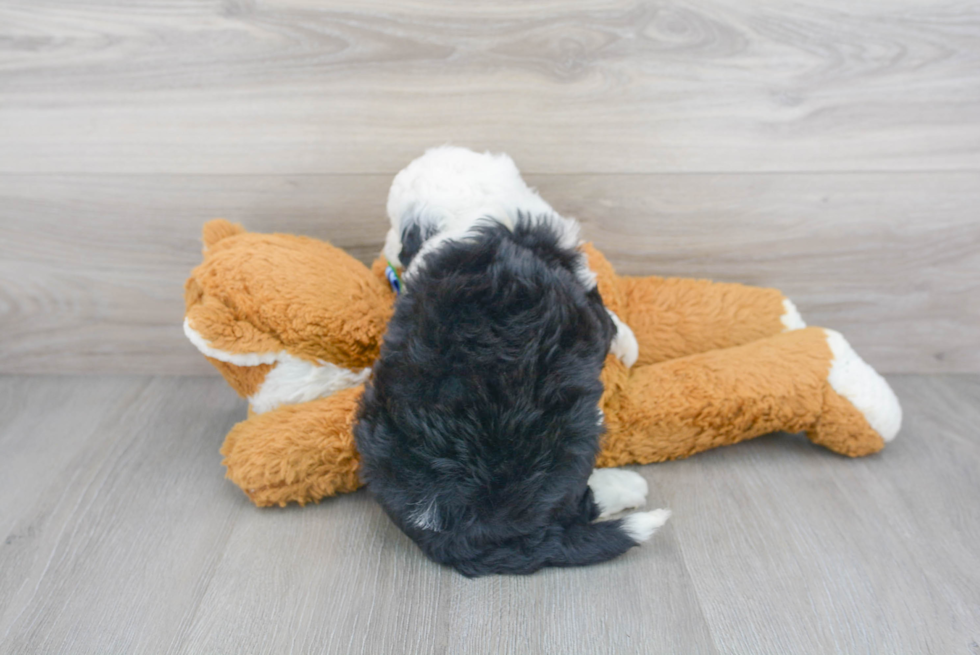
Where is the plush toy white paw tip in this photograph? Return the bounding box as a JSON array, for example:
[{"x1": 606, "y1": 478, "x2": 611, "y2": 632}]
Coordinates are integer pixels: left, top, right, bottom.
[
  {"x1": 824, "y1": 329, "x2": 903, "y2": 442},
  {"x1": 781, "y1": 298, "x2": 807, "y2": 331}
]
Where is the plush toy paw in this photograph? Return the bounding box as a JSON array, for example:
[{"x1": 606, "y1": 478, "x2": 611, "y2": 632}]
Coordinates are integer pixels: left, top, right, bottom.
[
  {"x1": 220, "y1": 389, "x2": 366, "y2": 507},
  {"x1": 807, "y1": 329, "x2": 902, "y2": 456},
  {"x1": 824, "y1": 329, "x2": 902, "y2": 442},
  {"x1": 589, "y1": 468, "x2": 648, "y2": 517}
]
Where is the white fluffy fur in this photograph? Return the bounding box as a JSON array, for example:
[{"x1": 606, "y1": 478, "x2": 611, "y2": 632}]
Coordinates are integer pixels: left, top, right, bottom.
[
  {"x1": 386, "y1": 146, "x2": 593, "y2": 288},
  {"x1": 385, "y1": 146, "x2": 557, "y2": 264},
  {"x1": 781, "y1": 298, "x2": 807, "y2": 331},
  {"x1": 622, "y1": 509, "x2": 672, "y2": 543},
  {"x1": 386, "y1": 145, "x2": 638, "y2": 365},
  {"x1": 824, "y1": 329, "x2": 903, "y2": 442},
  {"x1": 410, "y1": 497, "x2": 442, "y2": 532},
  {"x1": 183, "y1": 318, "x2": 371, "y2": 414},
  {"x1": 183, "y1": 317, "x2": 278, "y2": 366},
  {"x1": 606, "y1": 309, "x2": 639, "y2": 368},
  {"x1": 588, "y1": 468, "x2": 648, "y2": 518},
  {"x1": 248, "y1": 354, "x2": 371, "y2": 415}
]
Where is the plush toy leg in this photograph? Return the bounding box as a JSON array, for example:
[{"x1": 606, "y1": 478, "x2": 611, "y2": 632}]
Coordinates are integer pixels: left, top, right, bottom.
[
  {"x1": 220, "y1": 387, "x2": 365, "y2": 507},
  {"x1": 580, "y1": 243, "x2": 805, "y2": 366},
  {"x1": 220, "y1": 329, "x2": 901, "y2": 506},
  {"x1": 596, "y1": 327, "x2": 901, "y2": 466},
  {"x1": 620, "y1": 275, "x2": 806, "y2": 366}
]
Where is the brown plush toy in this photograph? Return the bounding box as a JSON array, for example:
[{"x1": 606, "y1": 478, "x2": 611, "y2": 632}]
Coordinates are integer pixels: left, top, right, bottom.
[{"x1": 184, "y1": 220, "x2": 902, "y2": 507}]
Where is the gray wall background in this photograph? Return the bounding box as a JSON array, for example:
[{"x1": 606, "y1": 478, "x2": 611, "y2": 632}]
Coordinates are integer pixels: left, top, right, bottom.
[{"x1": 2, "y1": 0, "x2": 977, "y2": 374}]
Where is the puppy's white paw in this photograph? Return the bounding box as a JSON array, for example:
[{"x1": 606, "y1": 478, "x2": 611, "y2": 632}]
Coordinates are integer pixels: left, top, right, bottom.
[
  {"x1": 606, "y1": 310, "x2": 638, "y2": 368},
  {"x1": 589, "y1": 468, "x2": 648, "y2": 518},
  {"x1": 622, "y1": 509, "x2": 671, "y2": 543}
]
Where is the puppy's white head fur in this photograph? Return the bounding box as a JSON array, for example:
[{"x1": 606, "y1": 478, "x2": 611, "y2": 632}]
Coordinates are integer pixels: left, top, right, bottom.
[{"x1": 384, "y1": 146, "x2": 593, "y2": 287}]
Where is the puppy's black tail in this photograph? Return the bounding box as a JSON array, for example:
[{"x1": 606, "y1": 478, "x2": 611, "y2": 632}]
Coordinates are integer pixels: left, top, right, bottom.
[
  {"x1": 547, "y1": 510, "x2": 671, "y2": 570},
  {"x1": 450, "y1": 509, "x2": 671, "y2": 577}
]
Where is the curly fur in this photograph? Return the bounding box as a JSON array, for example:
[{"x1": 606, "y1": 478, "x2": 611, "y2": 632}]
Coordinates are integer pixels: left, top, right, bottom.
[{"x1": 355, "y1": 218, "x2": 651, "y2": 576}]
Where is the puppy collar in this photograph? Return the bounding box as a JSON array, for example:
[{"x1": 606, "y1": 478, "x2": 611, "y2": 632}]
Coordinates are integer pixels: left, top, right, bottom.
[{"x1": 384, "y1": 259, "x2": 403, "y2": 295}]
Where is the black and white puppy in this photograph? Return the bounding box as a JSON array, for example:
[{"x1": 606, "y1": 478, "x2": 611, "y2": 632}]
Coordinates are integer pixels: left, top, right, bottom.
[
  {"x1": 355, "y1": 147, "x2": 668, "y2": 576},
  {"x1": 382, "y1": 146, "x2": 639, "y2": 368}
]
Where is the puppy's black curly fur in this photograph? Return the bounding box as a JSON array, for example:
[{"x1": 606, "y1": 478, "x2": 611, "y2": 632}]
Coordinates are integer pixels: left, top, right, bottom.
[{"x1": 355, "y1": 217, "x2": 642, "y2": 576}]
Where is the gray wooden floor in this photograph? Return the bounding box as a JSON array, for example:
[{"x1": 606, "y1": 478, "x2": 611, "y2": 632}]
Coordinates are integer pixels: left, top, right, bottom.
[{"x1": 1, "y1": 374, "x2": 977, "y2": 654}]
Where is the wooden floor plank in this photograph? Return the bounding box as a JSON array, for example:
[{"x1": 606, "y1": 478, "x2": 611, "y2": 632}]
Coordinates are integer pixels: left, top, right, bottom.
[
  {"x1": 649, "y1": 375, "x2": 980, "y2": 655},
  {"x1": 439, "y1": 520, "x2": 717, "y2": 655},
  {"x1": 173, "y1": 472, "x2": 716, "y2": 655},
  {"x1": 1, "y1": 172, "x2": 977, "y2": 374},
  {"x1": 1, "y1": 1, "x2": 978, "y2": 174},
  {"x1": 0, "y1": 374, "x2": 977, "y2": 654},
  {"x1": 0, "y1": 377, "x2": 152, "y2": 607},
  {"x1": 0, "y1": 377, "x2": 246, "y2": 654}
]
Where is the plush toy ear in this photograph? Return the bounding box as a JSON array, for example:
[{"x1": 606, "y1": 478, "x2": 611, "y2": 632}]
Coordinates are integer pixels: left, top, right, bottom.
[{"x1": 202, "y1": 219, "x2": 246, "y2": 250}]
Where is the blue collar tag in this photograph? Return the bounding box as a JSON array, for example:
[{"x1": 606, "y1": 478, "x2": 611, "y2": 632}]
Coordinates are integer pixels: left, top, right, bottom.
[{"x1": 385, "y1": 261, "x2": 402, "y2": 295}]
